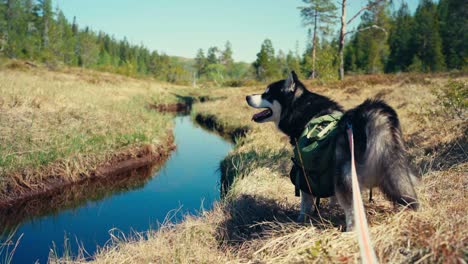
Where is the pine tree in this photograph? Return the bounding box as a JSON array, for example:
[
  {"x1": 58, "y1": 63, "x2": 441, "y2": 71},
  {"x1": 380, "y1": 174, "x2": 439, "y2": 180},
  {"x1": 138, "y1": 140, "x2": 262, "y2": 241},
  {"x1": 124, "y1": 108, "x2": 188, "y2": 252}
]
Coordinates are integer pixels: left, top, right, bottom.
[
  {"x1": 386, "y1": 3, "x2": 413, "y2": 72},
  {"x1": 345, "y1": 2, "x2": 390, "y2": 73},
  {"x1": 5, "y1": 0, "x2": 23, "y2": 57},
  {"x1": 438, "y1": 0, "x2": 467, "y2": 69},
  {"x1": 78, "y1": 27, "x2": 99, "y2": 68},
  {"x1": 337, "y1": 0, "x2": 387, "y2": 80},
  {"x1": 220, "y1": 41, "x2": 233, "y2": 66},
  {"x1": 0, "y1": 1, "x2": 5, "y2": 52},
  {"x1": 39, "y1": 0, "x2": 52, "y2": 50},
  {"x1": 53, "y1": 9, "x2": 76, "y2": 65},
  {"x1": 286, "y1": 50, "x2": 302, "y2": 77},
  {"x1": 315, "y1": 38, "x2": 339, "y2": 80},
  {"x1": 253, "y1": 39, "x2": 280, "y2": 81},
  {"x1": 277, "y1": 49, "x2": 287, "y2": 76},
  {"x1": 206, "y1": 46, "x2": 219, "y2": 65},
  {"x1": 194, "y1": 48, "x2": 207, "y2": 76},
  {"x1": 22, "y1": 0, "x2": 41, "y2": 59},
  {"x1": 299, "y1": 0, "x2": 337, "y2": 78},
  {"x1": 412, "y1": 0, "x2": 445, "y2": 72}
]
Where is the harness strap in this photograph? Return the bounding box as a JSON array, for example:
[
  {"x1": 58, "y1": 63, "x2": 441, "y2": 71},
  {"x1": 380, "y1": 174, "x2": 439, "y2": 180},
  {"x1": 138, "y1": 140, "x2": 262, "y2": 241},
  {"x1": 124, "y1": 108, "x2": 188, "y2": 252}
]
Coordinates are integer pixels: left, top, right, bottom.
[
  {"x1": 294, "y1": 138, "x2": 313, "y2": 195},
  {"x1": 346, "y1": 123, "x2": 378, "y2": 264}
]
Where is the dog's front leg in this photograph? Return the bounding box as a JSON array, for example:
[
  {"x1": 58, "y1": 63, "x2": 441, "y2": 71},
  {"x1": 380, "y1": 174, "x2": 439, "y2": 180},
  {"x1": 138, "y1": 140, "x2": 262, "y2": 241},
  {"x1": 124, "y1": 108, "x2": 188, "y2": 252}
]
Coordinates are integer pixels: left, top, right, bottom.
[{"x1": 297, "y1": 190, "x2": 315, "y2": 222}]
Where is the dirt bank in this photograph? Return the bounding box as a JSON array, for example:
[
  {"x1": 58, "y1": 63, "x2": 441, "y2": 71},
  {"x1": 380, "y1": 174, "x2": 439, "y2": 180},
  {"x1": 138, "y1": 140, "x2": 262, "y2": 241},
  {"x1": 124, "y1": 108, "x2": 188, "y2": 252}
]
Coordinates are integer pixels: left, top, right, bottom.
[
  {"x1": 194, "y1": 113, "x2": 249, "y2": 142},
  {"x1": 148, "y1": 102, "x2": 191, "y2": 113},
  {"x1": 0, "y1": 134, "x2": 176, "y2": 212}
]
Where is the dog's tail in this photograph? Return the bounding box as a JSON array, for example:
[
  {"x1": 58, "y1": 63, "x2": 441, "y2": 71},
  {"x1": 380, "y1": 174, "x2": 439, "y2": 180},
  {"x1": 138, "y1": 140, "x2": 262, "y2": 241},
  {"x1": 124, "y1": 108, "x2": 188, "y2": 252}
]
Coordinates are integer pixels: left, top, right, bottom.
[{"x1": 353, "y1": 99, "x2": 419, "y2": 210}]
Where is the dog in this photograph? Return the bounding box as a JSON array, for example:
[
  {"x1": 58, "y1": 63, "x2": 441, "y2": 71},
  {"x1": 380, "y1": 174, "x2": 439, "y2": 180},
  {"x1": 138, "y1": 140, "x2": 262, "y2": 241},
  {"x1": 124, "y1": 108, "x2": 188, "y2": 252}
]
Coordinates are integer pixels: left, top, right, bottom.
[{"x1": 246, "y1": 71, "x2": 419, "y2": 231}]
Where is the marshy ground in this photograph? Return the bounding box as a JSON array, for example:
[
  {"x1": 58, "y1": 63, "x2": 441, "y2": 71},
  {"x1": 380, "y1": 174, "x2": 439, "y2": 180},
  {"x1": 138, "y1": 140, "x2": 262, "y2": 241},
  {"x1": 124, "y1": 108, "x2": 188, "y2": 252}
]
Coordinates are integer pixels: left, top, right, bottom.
[
  {"x1": 0, "y1": 63, "x2": 184, "y2": 206},
  {"x1": 1, "y1": 64, "x2": 466, "y2": 263},
  {"x1": 85, "y1": 74, "x2": 466, "y2": 263}
]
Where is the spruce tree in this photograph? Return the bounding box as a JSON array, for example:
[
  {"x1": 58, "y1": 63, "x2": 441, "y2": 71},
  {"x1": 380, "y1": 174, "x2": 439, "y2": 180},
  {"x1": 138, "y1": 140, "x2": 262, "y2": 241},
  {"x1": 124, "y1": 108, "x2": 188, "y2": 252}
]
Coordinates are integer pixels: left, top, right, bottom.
[
  {"x1": 22, "y1": 0, "x2": 41, "y2": 59},
  {"x1": 412, "y1": 0, "x2": 445, "y2": 72},
  {"x1": 438, "y1": 0, "x2": 467, "y2": 69},
  {"x1": 220, "y1": 41, "x2": 233, "y2": 66},
  {"x1": 206, "y1": 46, "x2": 219, "y2": 65},
  {"x1": 253, "y1": 39, "x2": 280, "y2": 81},
  {"x1": 386, "y1": 3, "x2": 413, "y2": 72},
  {"x1": 344, "y1": 2, "x2": 390, "y2": 74},
  {"x1": 286, "y1": 50, "x2": 302, "y2": 77},
  {"x1": 39, "y1": 0, "x2": 52, "y2": 50},
  {"x1": 195, "y1": 48, "x2": 207, "y2": 77},
  {"x1": 299, "y1": 0, "x2": 337, "y2": 78},
  {"x1": 0, "y1": 2, "x2": 5, "y2": 52}
]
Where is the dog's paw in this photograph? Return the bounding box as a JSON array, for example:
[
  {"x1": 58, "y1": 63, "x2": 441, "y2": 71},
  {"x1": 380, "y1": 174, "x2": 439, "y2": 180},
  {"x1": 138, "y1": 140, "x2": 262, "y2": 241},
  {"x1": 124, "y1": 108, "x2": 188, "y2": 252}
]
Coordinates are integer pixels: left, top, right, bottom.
[
  {"x1": 296, "y1": 213, "x2": 305, "y2": 223},
  {"x1": 296, "y1": 213, "x2": 312, "y2": 223}
]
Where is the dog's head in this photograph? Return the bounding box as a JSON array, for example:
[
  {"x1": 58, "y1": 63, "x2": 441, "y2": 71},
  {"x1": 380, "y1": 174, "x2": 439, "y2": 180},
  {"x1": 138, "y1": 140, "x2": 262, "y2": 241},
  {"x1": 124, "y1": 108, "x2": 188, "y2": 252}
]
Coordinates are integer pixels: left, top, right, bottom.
[{"x1": 246, "y1": 71, "x2": 302, "y2": 126}]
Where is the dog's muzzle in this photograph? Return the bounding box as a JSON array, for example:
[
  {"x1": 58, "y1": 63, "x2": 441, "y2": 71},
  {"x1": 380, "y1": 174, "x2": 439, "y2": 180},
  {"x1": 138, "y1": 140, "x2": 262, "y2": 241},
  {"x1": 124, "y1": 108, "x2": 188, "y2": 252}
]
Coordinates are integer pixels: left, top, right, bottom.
[{"x1": 246, "y1": 95, "x2": 273, "y2": 122}]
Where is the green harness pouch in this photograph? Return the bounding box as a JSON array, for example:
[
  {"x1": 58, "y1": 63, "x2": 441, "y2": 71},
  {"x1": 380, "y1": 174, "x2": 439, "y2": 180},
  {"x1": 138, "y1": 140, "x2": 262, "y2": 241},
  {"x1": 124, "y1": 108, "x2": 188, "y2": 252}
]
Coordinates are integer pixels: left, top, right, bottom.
[{"x1": 291, "y1": 112, "x2": 343, "y2": 198}]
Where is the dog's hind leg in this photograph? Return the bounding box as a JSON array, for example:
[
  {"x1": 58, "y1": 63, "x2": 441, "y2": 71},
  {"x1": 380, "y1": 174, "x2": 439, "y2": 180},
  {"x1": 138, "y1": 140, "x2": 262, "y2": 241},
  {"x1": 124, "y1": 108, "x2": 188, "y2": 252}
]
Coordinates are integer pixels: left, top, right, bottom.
[
  {"x1": 335, "y1": 162, "x2": 355, "y2": 231},
  {"x1": 329, "y1": 196, "x2": 338, "y2": 207},
  {"x1": 333, "y1": 135, "x2": 355, "y2": 231},
  {"x1": 380, "y1": 165, "x2": 419, "y2": 210},
  {"x1": 297, "y1": 190, "x2": 315, "y2": 222}
]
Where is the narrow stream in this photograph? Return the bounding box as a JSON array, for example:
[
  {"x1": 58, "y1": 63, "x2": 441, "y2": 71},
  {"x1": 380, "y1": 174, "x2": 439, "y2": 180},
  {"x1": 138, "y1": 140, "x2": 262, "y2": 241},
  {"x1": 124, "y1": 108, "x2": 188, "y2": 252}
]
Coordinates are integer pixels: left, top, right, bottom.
[{"x1": 1, "y1": 115, "x2": 233, "y2": 264}]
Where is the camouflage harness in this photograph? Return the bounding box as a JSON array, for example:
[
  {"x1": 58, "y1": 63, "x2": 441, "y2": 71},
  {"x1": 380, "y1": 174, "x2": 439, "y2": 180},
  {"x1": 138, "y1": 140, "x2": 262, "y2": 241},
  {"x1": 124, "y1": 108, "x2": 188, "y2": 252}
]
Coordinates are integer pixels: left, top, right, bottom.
[{"x1": 291, "y1": 112, "x2": 343, "y2": 198}]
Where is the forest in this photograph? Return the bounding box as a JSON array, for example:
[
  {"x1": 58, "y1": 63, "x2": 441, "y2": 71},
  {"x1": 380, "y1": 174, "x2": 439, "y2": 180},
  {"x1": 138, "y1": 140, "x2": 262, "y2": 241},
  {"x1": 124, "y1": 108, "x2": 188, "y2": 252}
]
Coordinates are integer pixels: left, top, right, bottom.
[{"x1": 0, "y1": 0, "x2": 466, "y2": 85}]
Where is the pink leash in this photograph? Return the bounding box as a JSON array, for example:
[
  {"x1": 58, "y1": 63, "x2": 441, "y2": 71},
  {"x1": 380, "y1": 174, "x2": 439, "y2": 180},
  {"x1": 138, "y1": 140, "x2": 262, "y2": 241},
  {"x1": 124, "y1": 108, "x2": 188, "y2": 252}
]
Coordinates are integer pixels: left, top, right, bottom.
[{"x1": 347, "y1": 124, "x2": 378, "y2": 264}]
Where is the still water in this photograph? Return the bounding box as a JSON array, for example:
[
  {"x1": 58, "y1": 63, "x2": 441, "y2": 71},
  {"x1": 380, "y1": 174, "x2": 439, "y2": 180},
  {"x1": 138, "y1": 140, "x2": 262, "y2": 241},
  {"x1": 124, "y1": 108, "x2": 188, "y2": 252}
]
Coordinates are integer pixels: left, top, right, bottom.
[{"x1": 1, "y1": 115, "x2": 233, "y2": 264}]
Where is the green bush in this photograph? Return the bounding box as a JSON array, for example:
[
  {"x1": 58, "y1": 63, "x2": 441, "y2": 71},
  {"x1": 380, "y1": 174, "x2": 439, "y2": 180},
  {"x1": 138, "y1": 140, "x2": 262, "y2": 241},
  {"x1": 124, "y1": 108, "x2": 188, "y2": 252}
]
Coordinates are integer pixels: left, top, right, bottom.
[{"x1": 437, "y1": 80, "x2": 467, "y2": 118}]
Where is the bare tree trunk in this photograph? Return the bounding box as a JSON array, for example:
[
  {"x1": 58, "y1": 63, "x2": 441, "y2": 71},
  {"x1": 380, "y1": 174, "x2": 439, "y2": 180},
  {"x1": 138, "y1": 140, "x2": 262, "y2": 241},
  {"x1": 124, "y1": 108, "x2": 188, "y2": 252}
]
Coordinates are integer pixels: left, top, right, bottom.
[
  {"x1": 311, "y1": 9, "x2": 318, "y2": 79},
  {"x1": 5, "y1": 0, "x2": 13, "y2": 56},
  {"x1": 43, "y1": 17, "x2": 49, "y2": 48},
  {"x1": 338, "y1": 0, "x2": 347, "y2": 80}
]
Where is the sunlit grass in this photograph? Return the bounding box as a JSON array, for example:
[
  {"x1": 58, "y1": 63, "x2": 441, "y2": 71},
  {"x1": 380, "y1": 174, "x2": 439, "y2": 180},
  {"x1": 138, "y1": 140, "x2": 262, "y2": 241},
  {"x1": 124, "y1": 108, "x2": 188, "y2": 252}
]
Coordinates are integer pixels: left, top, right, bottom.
[
  {"x1": 82, "y1": 73, "x2": 467, "y2": 263},
  {"x1": 0, "y1": 67, "x2": 179, "y2": 200}
]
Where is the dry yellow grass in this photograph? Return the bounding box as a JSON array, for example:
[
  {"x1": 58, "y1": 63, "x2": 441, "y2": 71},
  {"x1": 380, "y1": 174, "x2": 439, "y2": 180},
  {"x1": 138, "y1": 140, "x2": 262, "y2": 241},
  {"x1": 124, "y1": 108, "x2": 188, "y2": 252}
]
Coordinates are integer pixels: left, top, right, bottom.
[
  {"x1": 0, "y1": 66, "x2": 188, "y2": 201},
  {"x1": 58, "y1": 74, "x2": 466, "y2": 263}
]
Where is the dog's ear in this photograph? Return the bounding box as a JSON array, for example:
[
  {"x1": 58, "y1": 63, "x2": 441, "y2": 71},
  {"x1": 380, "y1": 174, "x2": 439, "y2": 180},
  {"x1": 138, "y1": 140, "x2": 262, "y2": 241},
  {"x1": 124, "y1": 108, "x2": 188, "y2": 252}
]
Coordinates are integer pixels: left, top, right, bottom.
[{"x1": 284, "y1": 71, "x2": 298, "y2": 92}]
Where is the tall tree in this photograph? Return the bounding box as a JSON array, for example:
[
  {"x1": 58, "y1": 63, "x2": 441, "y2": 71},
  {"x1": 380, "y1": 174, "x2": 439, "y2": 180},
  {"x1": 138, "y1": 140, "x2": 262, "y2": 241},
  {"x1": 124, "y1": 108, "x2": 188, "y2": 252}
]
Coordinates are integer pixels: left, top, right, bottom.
[
  {"x1": 0, "y1": 2, "x2": 5, "y2": 52},
  {"x1": 412, "y1": 0, "x2": 445, "y2": 72},
  {"x1": 438, "y1": 0, "x2": 467, "y2": 69},
  {"x1": 345, "y1": 1, "x2": 391, "y2": 73},
  {"x1": 206, "y1": 46, "x2": 219, "y2": 65},
  {"x1": 5, "y1": 0, "x2": 23, "y2": 57},
  {"x1": 253, "y1": 39, "x2": 280, "y2": 81},
  {"x1": 22, "y1": 0, "x2": 40, "y2": 59},
  {"x1": 220, "y1": 41, "x2": 233, "y2": 66},
  {"x1": 286, "y1": 50, "x2": 302, "y2": 76},
  {"x1": 337, "y1": 0, "x2": 387, "y2": 80},
  {"x1": 299, "y1": 0, "x2": 337, "y2": 79},
  {"x1": 194, "y1": 48, "x2": 207, "y2": 76},
  {"x1": 386, "y1": 3, "x2": 413, "y2": 72},
  {"x1": 39, "y1": 0, "x2": 52, "y2": 50}
]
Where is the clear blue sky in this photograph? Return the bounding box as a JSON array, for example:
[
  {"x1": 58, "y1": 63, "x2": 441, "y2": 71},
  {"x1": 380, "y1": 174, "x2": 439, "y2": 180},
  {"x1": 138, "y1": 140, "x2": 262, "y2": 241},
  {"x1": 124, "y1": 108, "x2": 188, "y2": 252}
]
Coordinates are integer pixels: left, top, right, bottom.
[{"x1": 54, "y1": 0, "x2": 418, "y2": 63}]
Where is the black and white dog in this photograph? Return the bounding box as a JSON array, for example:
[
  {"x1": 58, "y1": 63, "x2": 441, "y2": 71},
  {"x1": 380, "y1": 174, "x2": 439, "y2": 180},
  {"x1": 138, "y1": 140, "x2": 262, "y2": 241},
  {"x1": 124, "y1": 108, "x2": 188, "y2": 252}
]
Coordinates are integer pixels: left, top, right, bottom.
[{"x1": 246, "y1": 71, "x2": 419, "y2": 231}]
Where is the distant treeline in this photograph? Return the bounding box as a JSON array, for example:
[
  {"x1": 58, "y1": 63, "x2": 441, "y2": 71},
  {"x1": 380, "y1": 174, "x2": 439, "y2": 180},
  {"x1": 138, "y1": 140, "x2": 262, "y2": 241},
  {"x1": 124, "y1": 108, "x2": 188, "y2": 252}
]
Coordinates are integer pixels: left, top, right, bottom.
[
  {"x1": 0, "y1": 0, "x2": 192, "y2": 83},
  {"x1": 0, "y1": 0, "x2": 465, "y2": 85},
  {"x1": 197, "y1": 0, "x2": 466, "y2": 84},
  {"x1": 344, "y1": 0, "x2": 466, "y2": 74}
]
